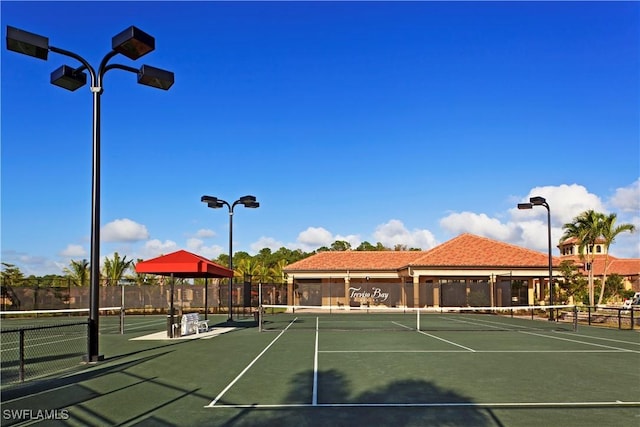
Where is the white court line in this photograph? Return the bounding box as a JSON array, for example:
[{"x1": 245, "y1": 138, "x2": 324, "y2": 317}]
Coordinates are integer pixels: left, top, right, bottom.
[
  {"x1": 312, "y1": 317, "x2": 319, "y2": 406},
  {"x1": 393, "y1": 320, "x2": 476, "y2": 352},
  {"x1": 208, "y1": 400, "x2": 640, "y2": 409},
  {"x1": 205, "y1": 317, "x2": 296, "y2": 408},
  {"x1": 417, "y1": 330, "x2": 476, "y2": 352},
  {"x1": 520, "y1": 331, "x2": 640, "y2": 353},
  {"x1": 319, "y1": 349, "x2": 628, "y2": 353},
  {"x1": 556, "y1": 331, "x2": 640, "y2": 346}
]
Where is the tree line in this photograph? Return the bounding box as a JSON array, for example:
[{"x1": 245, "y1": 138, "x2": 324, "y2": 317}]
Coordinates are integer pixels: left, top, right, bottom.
[{"x1": 0, "y1": 239, "x2": 403, "y2": 288}]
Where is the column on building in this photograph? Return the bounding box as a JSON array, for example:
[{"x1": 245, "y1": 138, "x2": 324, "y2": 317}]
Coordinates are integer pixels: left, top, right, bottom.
[
  {"x1": 287, "y1": 277, "x2": 294, "y2": 306},
  {"x1": 344, "y1": 276, "x2": 350, "y2": 308}
]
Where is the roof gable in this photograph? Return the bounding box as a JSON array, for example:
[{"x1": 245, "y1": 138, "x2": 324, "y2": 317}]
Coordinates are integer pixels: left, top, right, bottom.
[
  {"x1": 411, "y1": 233, "x2": 558, "y2": 267},
  {"x1": 284, "y1": 250, "x2": 426, "y2": 272},
  {"x1": 285, "y1": 233, "x2": 562, "y2": 273},
  {"x1": 561, "y1": 254, "x2": 640, "y2": 276},
  {"x1": 135, "y1": 250, "x2": 233, "y2": 278}
]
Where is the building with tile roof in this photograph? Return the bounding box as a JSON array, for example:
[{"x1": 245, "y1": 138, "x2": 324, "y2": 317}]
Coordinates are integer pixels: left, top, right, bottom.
[
  {"x1": 557, "y1": 237, "x2": 640, "y2": 297},
  {"x1": 283, "y1": 233, "x2": 639, "y2": 308}
]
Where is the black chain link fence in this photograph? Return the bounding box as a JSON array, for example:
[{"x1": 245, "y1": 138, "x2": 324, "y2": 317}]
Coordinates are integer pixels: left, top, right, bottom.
[
  {"x1": 1, "y1": 321, "x2": 87, "y2": 386},
  {"x1": 1, "y1": 281, "x2": 288, "y2": 314}
]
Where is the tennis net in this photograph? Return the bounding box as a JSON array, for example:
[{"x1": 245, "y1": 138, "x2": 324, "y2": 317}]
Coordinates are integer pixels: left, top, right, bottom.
[
  {"x1": 1, "y1": 307, "x2": 124, "y2": 332},
  {"x1": 259, "y1": 304, "x2": 578, "y2": 332}
]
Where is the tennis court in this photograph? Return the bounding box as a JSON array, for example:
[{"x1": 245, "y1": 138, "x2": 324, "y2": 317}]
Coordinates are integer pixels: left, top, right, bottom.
[{"x1": 1, "y1": 306, "x2": 639, "y2": 426}]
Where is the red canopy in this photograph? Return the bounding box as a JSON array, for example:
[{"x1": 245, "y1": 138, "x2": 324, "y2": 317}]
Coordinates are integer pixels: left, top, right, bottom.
[{"x1": 135, "y1": 250, "x2": 233, "y2": 278}]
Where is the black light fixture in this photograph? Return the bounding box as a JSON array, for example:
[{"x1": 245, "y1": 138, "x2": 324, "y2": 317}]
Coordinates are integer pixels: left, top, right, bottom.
[
  {"x1": 138, "y1": 65, "x2": 174, "y2": 90},
  {"x1": 7, "y1": 24, "x2": 174, "y2": 361},
  {"x1": 6, "y1": 26, "x2": 49, "y2": 60},
  {"x1": 518, "y1": 196, "x2": 554, "y2": 320},
  {"x1": 529, "y1": 196, "x2": 547, "y2": 206},
  {"x1": 111, "y1": 26, "x2": 155, "y2": 60},
  {"x1": 50, "y1": 65, "x2": 87, "y2": 91},
  {"x1": 201, "y1": 195, "x2": 260, "y2": 321}
]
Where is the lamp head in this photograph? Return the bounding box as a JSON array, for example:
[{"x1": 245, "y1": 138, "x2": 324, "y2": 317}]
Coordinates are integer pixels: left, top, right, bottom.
[
  {"x1": 112, "y1": 26, "x2": 155, "y2": 60},
  {"x1": 201, "y1": 195, "x2": 218, "y2": 204},
  {"x1": 517, "y1": 203, "x2": 533, "y2": 210},
  {"x1": 6, "y1": 26, "x2": 49, "y2": 60},
  {"x1": 50, "y1": 65, "x2": 87, "y2": 91},
  {"x1": 238, "y1": 195, "x2": 257, "y2": 204},
  {"x1": 138, "y1": 65, "x2": 174, "y2": 90},
  {"x1": 529, "y1": 196, "x2": 546, "y2": 206}
]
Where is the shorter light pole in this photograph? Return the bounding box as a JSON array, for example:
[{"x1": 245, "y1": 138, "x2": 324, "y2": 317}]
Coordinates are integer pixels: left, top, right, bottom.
[
  {"x1": 201, "y1": 195, "x2": 259, "y2": 321},
  {"x1": 518, "y1": 196, "x2": 554, "y2": 320}
]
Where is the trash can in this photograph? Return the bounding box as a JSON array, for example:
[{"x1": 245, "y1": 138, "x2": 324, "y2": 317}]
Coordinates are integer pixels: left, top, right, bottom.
[{"x1": 167, "y1": 314, "x2": 182, "y2": 338}]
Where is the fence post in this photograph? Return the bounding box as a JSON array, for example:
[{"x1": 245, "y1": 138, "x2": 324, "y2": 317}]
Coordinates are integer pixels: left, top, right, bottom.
[
  {"x1": 618, "y1": 308, "x2": 622, "y2": 330},
  {"x1": 19, "y1": 330, "x2": 25, "y2": 382}
]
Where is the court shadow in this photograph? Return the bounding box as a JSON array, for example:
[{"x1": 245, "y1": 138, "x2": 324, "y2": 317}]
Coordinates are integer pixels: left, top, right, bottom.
[
  {"x1": 220, "y1": 369, "x2": 500, "y2": 427},
  {"x1": 0, "y1": 351, "x2": 212, "y2": 427}
]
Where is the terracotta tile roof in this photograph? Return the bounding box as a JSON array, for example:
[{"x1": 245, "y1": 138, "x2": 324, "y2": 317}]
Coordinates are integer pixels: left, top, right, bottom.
[
  {"x1": 284, "y1": 233, "x2": 561, "y2": 272},
  {"x1": 410, "y1": 233, "x2": 560, "y2": 268},
  {"x1": 284, "y1": 250, "x2": 426, "y2": 272},
  {"x1": 560, "y1": 255, "x2": 640, "y2": 276}
]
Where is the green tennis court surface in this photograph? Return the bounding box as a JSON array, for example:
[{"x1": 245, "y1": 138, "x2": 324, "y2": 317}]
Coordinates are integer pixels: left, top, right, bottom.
[{"x1": 1, "y1": 313, "x2": 639, "y2": 426}]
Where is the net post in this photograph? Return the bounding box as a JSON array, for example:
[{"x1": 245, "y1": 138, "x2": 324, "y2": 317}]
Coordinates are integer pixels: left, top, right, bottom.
[
  {"x1": 120, "y1": 283, "x2": 125, "y2": 327},
  {"x1": 120, "y1": 307, "x2": 125, "y2": 334},
  {"x1": 573, "y1": 305, "x2": 578, "y2": 331},
  {"x1": 416, "y1": 308, "x2": 420, "y2": 331},
  {"x1": 258, "y1": 283, "x2": 263, "y2": 332}
]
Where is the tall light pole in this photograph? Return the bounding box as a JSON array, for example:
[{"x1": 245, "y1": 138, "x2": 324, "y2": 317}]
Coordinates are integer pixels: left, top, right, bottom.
[
  {"x1": 201, "y1": 195, "x2": 259, "y2": 321},
  {"x1": 518, "y1": 196, "x2": 554, "y2": 321},
  {"x1": 7, "y1": 26, "x2": 174, "y2": 362}
]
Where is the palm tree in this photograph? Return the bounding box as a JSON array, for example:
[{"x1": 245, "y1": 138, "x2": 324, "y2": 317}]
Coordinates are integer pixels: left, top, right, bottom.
[
  {"x1": 561, "y1": 210, "x2": 605, "y2": 306},
  {"x1": 1, "y1": 262, "x2": 25, "y2": 286},
  {"x1": 102, "y1": 252, "x2": 133, "y2": 286},
  {"x1": 270, "y1": 259, "x2": 288, "y2": 284},
  {"x1": 598, "y1": 213, "x2": 635, "y2": 305},
  {"x1": 63, "y1": 259, "x2": 90, "y2": 286},
  {"x1": 234, "y1": 258, "x2": 260, "y2": 283},
  {"x1": 126, "y1": 259, "x2": 159, "y2": 286}
]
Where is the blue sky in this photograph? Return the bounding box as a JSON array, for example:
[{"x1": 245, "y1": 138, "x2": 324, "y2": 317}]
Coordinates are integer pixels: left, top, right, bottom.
[{"x1": 2, "y1": 1, "x2": 638, "y2": 276}]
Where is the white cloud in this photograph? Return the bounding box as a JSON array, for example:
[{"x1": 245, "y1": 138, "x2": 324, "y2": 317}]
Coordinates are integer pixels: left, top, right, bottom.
[
  {"x1": 251, "y1": 237, "x2": 284, "y2": 252},
  {"x1": 609, "y1": 179, "x2": 640, "y2": 214},
  {"x1": 59, "y1": 244, "x2": 86, "y2": 257},
  {"x1": 296, "y1": 227, "x2": 335, "y2": 250},
  {"x1": 334, "y1": 234, "x2": 362, "y2": 248},
  {"x1": 141, "y1": 239, "x2": 178, "y2": 258},
  {"x1": 195, "y1": 228, "x2": 216, "y2": 238},
  {"x1": 102, "y1": 219, "x2": 149, "y2": 242},
  {"x1": 186, "y1": 238, "x2": 224, "y2": 259},
  {"x1": 373, "y1": 219, "x2": 438, "y2": 250},
  {"x1": 440, "y1": 212, "x2": 516, "y2": 241},
  {"x1": 511, "y1": 184, "x2": 605, "y2": 227},
  {"x1": 0, "y1": 250, "x2": 64, "y2": 276},
  {"x1": 439, "y1": 183, "x2": 637, "y2": 255}
]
